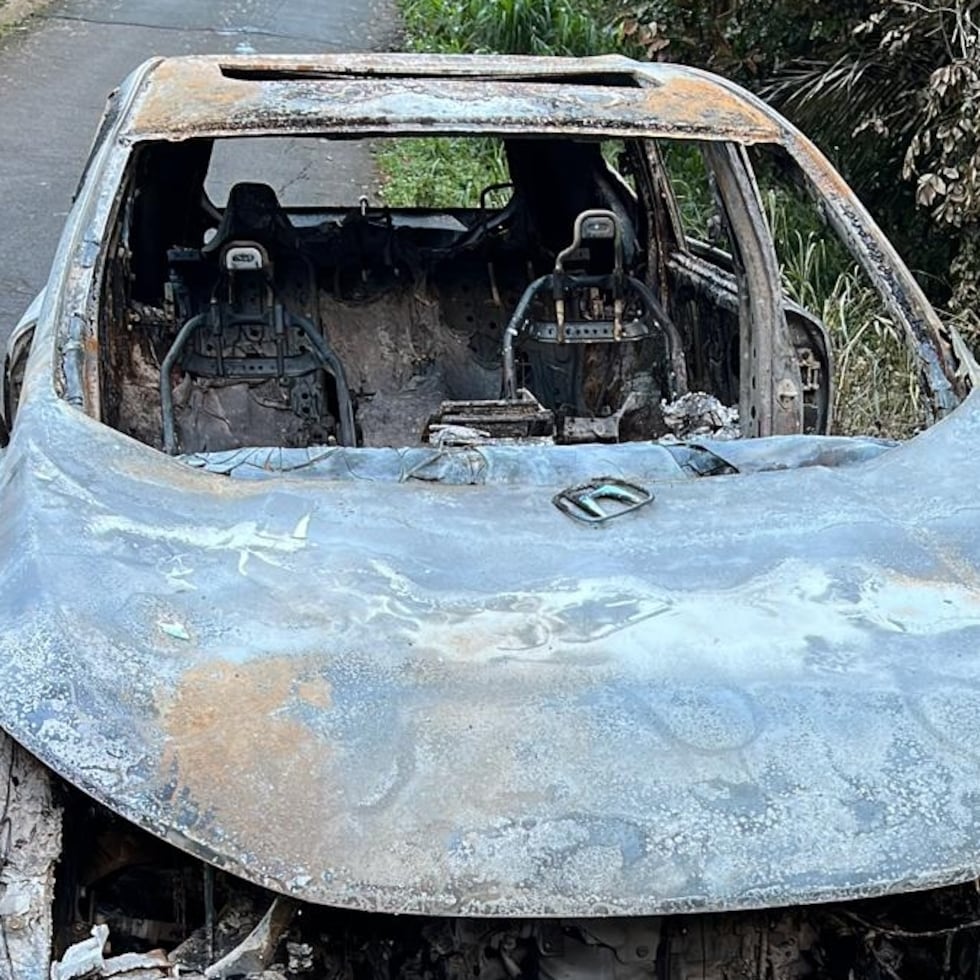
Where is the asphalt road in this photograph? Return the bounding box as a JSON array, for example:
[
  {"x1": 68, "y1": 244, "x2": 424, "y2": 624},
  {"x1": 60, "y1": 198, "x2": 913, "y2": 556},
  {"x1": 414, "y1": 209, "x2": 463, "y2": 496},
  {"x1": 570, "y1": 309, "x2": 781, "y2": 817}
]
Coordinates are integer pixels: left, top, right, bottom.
[{"x1": 0, "y1": 0, "x2": 399, "y2": 341}]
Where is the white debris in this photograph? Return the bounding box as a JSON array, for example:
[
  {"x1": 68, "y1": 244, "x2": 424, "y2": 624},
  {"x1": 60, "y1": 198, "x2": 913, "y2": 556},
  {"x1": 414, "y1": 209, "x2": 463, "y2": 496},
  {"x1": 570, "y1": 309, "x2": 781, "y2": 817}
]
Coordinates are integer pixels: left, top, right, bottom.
[
  {"x1": 429, "y1": 424, "x2": 492, "y2": 448},
  {"x1": 49, "y1": 927, "x2": 173, "y2": 980},
  {"x1": 287, "y1": 942, "x2": 314, "y2": 974},
  {"x1": 661, "y1": 391, "x2": 740, "y2": 441},
  {"x1": 101, "y1": 950, "x2": 172, "y2": 978},
  {"x1": 50, "y1": 924, "x2": 108, "y2": 980},
  {"x1": 157, "y1": 621, "x2": 191, "y2": 641}
]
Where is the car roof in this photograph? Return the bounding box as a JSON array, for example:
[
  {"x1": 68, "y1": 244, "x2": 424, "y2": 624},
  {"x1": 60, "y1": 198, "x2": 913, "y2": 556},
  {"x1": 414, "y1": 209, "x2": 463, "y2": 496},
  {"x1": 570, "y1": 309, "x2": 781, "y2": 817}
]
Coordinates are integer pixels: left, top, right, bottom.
[{"x1": 122, "y1": 53, "x2": 784, "y2": 143}]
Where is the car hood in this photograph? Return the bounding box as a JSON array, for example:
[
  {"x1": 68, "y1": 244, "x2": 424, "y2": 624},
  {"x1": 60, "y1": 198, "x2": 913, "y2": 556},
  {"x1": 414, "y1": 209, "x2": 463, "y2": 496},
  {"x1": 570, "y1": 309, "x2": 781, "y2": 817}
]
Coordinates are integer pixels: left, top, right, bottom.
[{"x1": 1, "y1": 392, "x2": 980, "y2": 917}]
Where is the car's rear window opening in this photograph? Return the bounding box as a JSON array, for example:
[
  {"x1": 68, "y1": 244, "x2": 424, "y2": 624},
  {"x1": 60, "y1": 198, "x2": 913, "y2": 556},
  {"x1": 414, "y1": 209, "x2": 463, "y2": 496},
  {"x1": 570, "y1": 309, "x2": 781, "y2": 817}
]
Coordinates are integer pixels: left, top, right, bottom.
[{"x1": 94, "y1": 132, "x2": 952, "y2": 459}]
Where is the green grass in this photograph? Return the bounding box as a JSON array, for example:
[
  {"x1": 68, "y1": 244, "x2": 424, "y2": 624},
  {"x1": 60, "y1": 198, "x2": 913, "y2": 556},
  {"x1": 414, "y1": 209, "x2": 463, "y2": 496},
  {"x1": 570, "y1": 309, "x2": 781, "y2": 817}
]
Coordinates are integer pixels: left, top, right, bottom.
[
  {"x1": 760, "y1": 183, "x2": 925, "y2": 437},
  {"x1": 376, "y1": 138, "x2": 508, "y2": 209},
  {"x1": 823, "y1": 269, "x2": 926, "y2": 438},
  {"x1": 760, "y1": 188, "x2": 926, "y2": 437},
  {"x1": 399, "y1": 0, "x2": 620, "y2": 56},
  {"x1": 660, "y1": 143, "x2": 716, "y2": 240}
]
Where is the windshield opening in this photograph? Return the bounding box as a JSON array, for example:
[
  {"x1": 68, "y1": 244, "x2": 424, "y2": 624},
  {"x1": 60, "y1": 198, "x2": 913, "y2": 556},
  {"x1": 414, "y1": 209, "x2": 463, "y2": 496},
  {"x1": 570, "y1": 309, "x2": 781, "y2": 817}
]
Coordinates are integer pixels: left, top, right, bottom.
[{"x1": 94, "y1": 132, "x2": 961, "y2": 457}]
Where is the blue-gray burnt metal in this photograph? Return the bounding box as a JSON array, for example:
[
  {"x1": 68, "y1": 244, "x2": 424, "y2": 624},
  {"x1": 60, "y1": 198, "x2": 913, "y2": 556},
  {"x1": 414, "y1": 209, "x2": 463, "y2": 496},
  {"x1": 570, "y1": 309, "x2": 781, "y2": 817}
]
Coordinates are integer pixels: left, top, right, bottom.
[
  {"x1": 1, "y1": 53, "x2": 979, "y2": 919},
  {"x1": 4, "y1": 384, "x2": 980, "y2": 916}
]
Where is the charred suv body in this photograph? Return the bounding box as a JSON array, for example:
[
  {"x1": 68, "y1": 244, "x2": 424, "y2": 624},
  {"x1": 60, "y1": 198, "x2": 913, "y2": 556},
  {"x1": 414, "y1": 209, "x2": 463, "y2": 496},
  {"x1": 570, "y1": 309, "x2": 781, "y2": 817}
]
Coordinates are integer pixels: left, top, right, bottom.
[{"x1": 3, "y1": 52, "x2": 980, "y2": 980}]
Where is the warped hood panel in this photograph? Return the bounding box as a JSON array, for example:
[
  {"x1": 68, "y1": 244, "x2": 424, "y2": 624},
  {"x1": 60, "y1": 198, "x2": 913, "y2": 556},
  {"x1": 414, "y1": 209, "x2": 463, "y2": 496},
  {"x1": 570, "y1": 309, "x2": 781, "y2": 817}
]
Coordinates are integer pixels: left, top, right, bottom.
[{"x1": 2, "y1": 393, "x2": 980, "y2": 916}]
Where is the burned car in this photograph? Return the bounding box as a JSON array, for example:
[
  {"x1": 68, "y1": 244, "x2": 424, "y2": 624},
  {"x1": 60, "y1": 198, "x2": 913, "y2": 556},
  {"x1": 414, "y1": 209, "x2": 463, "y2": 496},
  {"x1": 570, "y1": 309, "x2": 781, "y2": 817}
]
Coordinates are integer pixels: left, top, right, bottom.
[{"x1": 3, "y1": 51, "x2": 980, "y2": 980}]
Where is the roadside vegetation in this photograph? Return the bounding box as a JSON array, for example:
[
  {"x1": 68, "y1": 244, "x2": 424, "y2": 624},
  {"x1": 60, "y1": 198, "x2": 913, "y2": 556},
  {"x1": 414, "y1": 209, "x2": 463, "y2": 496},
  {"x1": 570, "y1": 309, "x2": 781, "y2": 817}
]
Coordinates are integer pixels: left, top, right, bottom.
[
  {"x1": 398, "y1": 0, "x2": 618, "y2": 55},
  {"x1": 379, "y1": 0, "x2": 979, "y2": 438}
]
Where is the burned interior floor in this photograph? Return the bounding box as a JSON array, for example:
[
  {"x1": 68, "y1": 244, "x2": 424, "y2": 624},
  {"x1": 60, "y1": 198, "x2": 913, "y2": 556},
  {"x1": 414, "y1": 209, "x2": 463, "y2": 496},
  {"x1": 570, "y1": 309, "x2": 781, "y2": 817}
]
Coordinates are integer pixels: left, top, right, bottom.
[{"x1": 31, "y1": 788, "x2": 980, "y2": 980}]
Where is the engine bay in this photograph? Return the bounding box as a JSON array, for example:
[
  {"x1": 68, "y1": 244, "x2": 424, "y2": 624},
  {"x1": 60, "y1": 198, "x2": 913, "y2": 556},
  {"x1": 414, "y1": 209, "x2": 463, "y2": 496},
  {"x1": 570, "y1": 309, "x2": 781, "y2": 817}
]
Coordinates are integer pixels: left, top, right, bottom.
[{"x1": 45, "y1": 789, "x2": 980, "y2": 980}]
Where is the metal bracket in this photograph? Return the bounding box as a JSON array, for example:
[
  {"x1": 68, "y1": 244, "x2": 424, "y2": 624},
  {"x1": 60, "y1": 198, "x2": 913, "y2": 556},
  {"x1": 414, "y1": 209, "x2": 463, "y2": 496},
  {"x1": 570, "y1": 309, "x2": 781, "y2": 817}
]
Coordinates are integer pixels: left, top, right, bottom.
[
  {"x1": 553, "y1": 478, "x2": 654, "y2": 524},
  {"x1": 526, "y1": 319, "x2": 652, "y2": 343}
]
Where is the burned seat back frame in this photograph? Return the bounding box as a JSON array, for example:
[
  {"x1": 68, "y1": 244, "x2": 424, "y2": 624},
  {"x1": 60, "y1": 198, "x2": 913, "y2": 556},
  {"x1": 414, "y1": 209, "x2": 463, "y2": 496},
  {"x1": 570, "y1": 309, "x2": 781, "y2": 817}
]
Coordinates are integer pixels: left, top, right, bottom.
[
  {"x1": 158, "y1": 183, "x2": 356, "y2": 454},
  {"x1": 502, "y1": 208, "x2": 687, "y2": 403},
  {"x1": 159, "y1": 262, "x2": 356, "y2": 453}
]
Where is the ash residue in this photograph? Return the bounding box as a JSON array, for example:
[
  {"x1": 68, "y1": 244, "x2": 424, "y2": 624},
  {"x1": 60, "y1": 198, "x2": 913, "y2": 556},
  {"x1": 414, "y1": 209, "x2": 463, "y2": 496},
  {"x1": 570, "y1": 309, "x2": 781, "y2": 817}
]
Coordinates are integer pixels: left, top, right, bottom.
[{"x1": 661, "y1": 392, "x2": 740, "y2": 440}]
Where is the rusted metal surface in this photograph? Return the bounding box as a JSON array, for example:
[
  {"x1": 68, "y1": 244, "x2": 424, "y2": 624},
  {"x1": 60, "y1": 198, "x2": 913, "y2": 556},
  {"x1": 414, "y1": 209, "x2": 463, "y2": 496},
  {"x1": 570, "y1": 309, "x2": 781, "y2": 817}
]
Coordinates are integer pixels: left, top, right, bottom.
[
  {"x1": 5, "y1": 378, "x2": 980, "y2": 916},
  {"x1": 3, "y1": 51, "x2": 980, "y2": 921},
  {"x1": 0, "y1": 731, "x2": 62, "y2": 980},
  {"x1": 124, "y1": 55, "x2": 783, "y2": 143}
]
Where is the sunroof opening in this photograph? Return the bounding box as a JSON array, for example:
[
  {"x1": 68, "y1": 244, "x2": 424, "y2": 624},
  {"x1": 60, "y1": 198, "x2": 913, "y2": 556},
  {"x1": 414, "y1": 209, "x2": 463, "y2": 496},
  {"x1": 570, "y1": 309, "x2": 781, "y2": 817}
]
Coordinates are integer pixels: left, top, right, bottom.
[{"x1": 217, "y1": 64, "x2": 645, "y2": 88}]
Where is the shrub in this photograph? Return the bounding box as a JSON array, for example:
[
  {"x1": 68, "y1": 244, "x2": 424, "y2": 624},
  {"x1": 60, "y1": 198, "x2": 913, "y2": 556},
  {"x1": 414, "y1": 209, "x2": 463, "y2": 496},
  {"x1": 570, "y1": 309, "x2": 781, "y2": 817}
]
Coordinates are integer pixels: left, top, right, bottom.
[{"x1": 400, "y1": 0, "x2": 620, "y2": 56}]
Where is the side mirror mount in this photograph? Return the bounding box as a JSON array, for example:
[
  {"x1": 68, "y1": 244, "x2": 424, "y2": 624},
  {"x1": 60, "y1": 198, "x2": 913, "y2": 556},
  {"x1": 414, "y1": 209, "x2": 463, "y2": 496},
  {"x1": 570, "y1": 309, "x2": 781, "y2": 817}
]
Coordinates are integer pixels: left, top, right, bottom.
[{"x1": 1, "y1": 292, "x2": 43, "y2": 446}]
